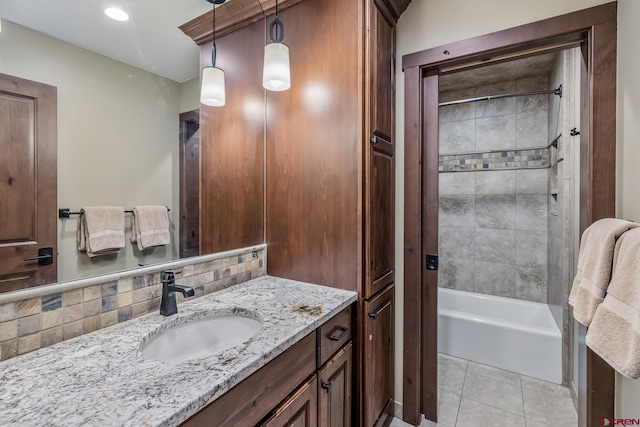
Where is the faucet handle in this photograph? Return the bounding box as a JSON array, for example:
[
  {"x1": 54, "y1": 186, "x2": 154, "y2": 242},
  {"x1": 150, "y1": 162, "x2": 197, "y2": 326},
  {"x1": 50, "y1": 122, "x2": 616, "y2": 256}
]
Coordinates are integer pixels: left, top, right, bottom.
[{"x1": 161, "y1": 270, "x2": 181, "y2": 283}]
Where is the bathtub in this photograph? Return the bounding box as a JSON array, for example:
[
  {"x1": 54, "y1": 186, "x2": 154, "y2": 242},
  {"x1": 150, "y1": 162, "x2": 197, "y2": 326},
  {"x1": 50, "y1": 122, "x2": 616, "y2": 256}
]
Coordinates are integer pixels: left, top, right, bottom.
[{"x1": 438, "y1": 288, "x2": 562, "y2": 384}]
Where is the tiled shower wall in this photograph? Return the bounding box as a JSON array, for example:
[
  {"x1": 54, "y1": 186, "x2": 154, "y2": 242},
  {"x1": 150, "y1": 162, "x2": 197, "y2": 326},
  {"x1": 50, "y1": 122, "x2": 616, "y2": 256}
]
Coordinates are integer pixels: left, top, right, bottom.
[
  {"x1": 546, "y1": 49, "x2": 579, "y2": 386},
  {"x1": 438, "y1": 77, "x2": 552, "y2": 302},
  {"x1": 0, "y1": 247, "x2": 265, "y2": 362}
]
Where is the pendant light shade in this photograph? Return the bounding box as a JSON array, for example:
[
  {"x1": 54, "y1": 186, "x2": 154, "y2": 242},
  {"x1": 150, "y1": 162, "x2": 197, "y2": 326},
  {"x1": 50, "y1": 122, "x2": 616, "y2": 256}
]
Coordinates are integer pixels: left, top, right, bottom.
[
  {"x1": 201, "y1": 66, "x2": 226, "y2": 106},
  {"x1": 263, "y1": 0, "x2": 290, "y2": 91},
  {"x1": 200, "y1": 0, "x2": 226, "y2": 107},
  {"x1": 263, "y1": 43, "x2": 290, "y2": 91}
]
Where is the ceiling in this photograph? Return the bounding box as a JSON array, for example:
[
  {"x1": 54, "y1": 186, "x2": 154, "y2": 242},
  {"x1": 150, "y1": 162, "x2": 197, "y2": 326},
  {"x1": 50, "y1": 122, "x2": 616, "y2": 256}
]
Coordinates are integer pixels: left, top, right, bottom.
[
  {"x1": 439, "y1": 52, "x2": 558, "y2": 93},
  {"x1": 0, "y1": 0, "x2": 217, "y2": 83}
]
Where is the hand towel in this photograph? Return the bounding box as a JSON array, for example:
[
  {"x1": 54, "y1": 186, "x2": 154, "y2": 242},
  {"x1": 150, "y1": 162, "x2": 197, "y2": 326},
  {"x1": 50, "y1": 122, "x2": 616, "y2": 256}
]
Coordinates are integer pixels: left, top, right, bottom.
[
  {"x1": 568, "y1": 218, "x2": 639, "y2": 326},
  {"x1": 586, "y1": 227, "x2": 640, "y2": 379},
  {"x1": 131, "y1": 206, "x2": 170, "y2": 251},
  {"x1": 76, "y1": 206, "x2": 126, "y2": 257}
]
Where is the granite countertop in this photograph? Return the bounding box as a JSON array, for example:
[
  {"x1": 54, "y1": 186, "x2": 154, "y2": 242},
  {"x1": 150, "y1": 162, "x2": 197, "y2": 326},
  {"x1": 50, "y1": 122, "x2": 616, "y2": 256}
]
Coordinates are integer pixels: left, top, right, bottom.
[{"x1": 0, "y1": 276, "x2": 357, "y2": 427}]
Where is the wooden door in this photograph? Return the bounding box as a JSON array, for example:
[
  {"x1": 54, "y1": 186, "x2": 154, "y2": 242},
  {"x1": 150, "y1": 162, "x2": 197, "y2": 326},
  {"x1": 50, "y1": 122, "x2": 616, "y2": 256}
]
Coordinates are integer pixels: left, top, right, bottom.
[
  {"x1": 364, "y1": 285, "x2": 394, "y2": 427},
  {"x1": 262, "y1": 376, "x2": 318, "y2": 427},
  {"x1": 366, "y1": 0, "x2": 395, "y2": 299},
  {"x1": 318, "y1": 342, "x2": 353, "y2": 427},
  {"x1": 0, "y1": 73, "x2": 57, "y2": 292},
  {"x1": 179, "y1": 110, "x2": 200, "y2": 258}
]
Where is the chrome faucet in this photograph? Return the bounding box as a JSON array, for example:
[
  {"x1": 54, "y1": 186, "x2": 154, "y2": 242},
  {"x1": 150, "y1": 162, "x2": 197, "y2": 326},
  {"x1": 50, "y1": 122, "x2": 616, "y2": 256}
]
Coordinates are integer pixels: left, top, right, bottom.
[{"x1": 160, "y1": 270, "x2": 195, "y2": 316}]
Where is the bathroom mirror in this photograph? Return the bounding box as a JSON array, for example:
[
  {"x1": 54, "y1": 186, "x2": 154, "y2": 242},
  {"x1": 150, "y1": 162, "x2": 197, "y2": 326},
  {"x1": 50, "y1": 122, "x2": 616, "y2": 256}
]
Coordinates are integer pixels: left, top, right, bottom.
[{"x1": 0, "y1": 0, "x2": 258, "y2": 286}]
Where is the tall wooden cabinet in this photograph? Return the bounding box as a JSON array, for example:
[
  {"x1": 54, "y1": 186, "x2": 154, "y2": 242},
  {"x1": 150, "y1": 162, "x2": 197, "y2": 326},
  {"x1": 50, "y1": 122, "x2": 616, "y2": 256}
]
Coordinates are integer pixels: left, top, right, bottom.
[{"x1": 181, "y1": 0, "x2": 408, "y2": 425}]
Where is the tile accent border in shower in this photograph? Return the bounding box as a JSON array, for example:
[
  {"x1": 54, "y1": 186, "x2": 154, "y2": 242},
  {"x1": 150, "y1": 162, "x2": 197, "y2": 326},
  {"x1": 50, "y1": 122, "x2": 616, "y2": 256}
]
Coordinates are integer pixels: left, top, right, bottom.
[{"x1": 439, "y1": 147, "x2": 550, "y2": 172}]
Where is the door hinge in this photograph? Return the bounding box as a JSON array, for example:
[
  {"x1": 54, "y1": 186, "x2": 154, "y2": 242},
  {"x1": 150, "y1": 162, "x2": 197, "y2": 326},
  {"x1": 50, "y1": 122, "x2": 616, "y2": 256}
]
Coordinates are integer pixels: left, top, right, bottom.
[{"x1": 426, "y1": 254, "x2": 438, "y2": 270}]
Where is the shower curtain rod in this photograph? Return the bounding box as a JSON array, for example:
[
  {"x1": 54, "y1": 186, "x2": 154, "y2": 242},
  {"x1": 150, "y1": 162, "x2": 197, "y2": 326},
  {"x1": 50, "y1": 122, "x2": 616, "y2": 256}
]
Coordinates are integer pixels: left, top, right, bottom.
[{"x1": 439, "y1": 85, "x2": 562, "y2": 107}]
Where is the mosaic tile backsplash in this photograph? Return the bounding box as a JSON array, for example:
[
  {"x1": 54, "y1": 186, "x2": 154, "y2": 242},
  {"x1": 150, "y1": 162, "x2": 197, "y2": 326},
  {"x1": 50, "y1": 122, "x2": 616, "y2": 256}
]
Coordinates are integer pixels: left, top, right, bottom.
[{"x1": 0, "y1": 248, "x2": 265, "y2": 362}]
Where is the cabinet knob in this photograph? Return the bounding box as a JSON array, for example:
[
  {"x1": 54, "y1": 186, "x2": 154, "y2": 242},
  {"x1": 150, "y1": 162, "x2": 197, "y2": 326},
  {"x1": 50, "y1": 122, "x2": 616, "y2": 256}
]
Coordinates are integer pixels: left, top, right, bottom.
[
  {"x1": 321, "y1": 381, "x2": 333, "y2": 393},
  {"x1": 370, "y1": 136, "x2": 378, "y2": 144}
]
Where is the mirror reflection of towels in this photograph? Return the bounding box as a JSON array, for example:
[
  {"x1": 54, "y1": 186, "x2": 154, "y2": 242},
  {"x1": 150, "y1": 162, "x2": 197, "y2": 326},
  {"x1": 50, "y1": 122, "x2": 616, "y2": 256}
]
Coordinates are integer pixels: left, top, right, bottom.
[
  {"x1": 131, "y1": 206, "x2": 170, "y2": 250},
  {"x1": 77, "y1": 206, "x2": 125, "y2": 257}
]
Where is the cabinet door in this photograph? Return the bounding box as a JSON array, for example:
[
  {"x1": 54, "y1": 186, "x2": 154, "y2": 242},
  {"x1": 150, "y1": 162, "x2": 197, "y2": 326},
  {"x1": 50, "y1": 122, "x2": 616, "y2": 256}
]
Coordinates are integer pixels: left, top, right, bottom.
[
  {"x1": 366, "y1": 0, "x2": 395, "y2": 299},
  {"x1": 369, "y1": 0, "x2": 395, "y2": 142},
  {"x1": 262, "y1": 376, "x2": 318, "y2": 427},
  {"x1": 363, "y1": 285, "x2": 395, "y2": 427},
  {"x1": 318, "y1": 342, "x2": 353, "y2": 427}
]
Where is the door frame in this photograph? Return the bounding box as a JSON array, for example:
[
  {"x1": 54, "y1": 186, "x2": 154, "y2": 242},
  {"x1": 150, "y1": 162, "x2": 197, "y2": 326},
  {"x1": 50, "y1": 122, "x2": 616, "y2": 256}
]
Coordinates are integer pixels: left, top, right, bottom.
[
  {"x1": 402, "y1": 2, "x2": 617, "y2": 425},
  {"x1": 179, "y1": 109, "x2": 200, "y2": 259}
]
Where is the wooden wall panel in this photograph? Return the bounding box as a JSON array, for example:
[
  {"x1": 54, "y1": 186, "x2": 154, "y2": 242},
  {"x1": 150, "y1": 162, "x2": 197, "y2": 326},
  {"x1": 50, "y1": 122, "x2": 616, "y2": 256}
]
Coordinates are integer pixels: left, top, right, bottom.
[
  {"x1": 199, "y1": 19, "x2": 264, "y2": 254},
  {"x1": 266, "y1": 0, "x2": 361, "y2": 291}
]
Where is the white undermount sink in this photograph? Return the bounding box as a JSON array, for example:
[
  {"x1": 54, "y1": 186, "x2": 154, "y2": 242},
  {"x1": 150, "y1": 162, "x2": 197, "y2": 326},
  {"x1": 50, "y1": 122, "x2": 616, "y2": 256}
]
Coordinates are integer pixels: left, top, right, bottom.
[{"x1": 140, "y1": 311, "x2": 263, "y2": 362}]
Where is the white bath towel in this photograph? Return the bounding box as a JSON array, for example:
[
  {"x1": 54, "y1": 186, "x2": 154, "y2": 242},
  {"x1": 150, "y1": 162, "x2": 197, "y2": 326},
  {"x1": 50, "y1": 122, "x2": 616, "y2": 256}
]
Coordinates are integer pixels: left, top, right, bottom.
[
  {"x1": 77, "y1": 206, "x2": 125, "y2": 257},
  {"x1": 568, "y1": 218, "x2": 639, "y2": 326},
  {"x1": 586, "y1": 227, "x2": 640, "y2": 379},
  {"x1": 131, "y1": 206, "x2": 170, "y2": 251}
]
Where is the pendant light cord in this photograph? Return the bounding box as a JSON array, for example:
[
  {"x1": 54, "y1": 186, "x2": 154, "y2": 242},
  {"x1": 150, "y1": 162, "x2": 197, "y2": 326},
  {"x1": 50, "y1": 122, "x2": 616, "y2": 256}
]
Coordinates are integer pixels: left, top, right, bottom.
[{"x1": 211, "y1": 1, "x2": 217, "y2": 67}]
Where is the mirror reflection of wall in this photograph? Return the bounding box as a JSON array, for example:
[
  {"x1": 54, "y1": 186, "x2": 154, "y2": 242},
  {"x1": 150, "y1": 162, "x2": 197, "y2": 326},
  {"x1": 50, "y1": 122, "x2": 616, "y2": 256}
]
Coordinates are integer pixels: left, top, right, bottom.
[{"x1": 0, "y1": 17, "x2": 201, "y2": 283}]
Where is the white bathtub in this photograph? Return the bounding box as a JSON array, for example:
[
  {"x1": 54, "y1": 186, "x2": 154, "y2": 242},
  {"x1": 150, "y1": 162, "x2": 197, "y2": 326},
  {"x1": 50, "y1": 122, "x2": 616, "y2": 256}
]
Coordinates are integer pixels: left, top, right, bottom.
[{"x1": 438, "y1": 288, "x2": 562, "y2": 384}]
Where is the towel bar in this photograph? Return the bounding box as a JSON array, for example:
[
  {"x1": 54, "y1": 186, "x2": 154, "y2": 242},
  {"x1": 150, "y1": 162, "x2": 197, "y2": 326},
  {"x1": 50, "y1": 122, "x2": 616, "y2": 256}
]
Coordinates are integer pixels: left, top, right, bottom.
[{"x1": 58, "y1": 207, "x2": 170, "y2": 219}]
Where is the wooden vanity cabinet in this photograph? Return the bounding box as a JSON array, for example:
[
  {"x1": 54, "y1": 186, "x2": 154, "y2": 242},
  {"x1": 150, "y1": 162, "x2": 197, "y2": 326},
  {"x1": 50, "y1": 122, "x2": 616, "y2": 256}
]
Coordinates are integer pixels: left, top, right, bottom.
[
  {"x1": 364, "y1": 0, "x2": 396, "y2": 425},
  {"x1": 318, "y1": 343, "x2": 353, "y2": 427},
  {"x1": 262, "y1": 377, "x2": 318, "y2": 427},
  {"x1": 366, "y1": 0, "x2": 396, "y2": 302},
  {"x1": 180, "y1": 305, "x2": 353, "y2": 427},
  {"x1": 364, "y1": 285, "x2": 395, "y2": 427},
  {"x1": 181, "y1": 332, "x2": 317, "y2": 427}
]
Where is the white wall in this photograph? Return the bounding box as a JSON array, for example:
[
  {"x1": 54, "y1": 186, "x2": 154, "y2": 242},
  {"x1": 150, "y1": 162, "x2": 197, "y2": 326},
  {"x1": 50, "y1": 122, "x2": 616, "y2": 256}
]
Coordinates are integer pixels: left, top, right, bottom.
[
  {"x1": 180, "y1": 77, "x2": 201, "y2": 114},
  {"x1": 394, "y1": 0, "x2": 638, "y2": 410},
  {"x1": 615, "y1": 0, "x2": 640, "y2": 417},
  {"x1": 0, "y1": 20, "x2": 187, "y2": 282}
]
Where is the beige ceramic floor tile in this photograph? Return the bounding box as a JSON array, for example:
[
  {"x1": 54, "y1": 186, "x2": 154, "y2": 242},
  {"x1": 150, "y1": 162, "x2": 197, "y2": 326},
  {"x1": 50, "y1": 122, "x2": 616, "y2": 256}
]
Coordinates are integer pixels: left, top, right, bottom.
[
  {"x1": 466, "y1": 360, "x2": 521, "y2": 387},
  {"x1": 456, "y1": 398, "x2": 526, "y2": 427},
  {"x1": 523, "y1": 387, "x2": 577, "y2": 426},
  {"x1": 463, "y1": 372, "x2": 524, "y2": 416},
  {"x1": 439, "y1": 363, "x2": 466, "y2": 395}
]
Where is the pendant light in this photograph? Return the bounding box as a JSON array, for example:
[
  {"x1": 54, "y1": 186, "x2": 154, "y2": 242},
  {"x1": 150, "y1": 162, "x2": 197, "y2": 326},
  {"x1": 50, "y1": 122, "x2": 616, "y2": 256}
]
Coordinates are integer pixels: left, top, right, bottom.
[
  {"x1": 200, "y1": 0, "x2": 226, "y2": 106},
  {"x1": 262, "y1": 0, "x2": 290, "y2": 91}
]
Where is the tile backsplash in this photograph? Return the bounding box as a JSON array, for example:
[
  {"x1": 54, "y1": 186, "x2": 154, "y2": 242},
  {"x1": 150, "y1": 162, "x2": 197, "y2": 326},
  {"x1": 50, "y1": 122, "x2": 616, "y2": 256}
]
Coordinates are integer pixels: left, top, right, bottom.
[{"x1": 0, "y1": 247, "x2": 265, "y2": 362}]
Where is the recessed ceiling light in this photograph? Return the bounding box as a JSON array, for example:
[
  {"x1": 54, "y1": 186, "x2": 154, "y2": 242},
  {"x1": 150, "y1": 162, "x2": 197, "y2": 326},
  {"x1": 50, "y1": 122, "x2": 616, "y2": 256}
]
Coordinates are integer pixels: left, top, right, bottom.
[{"x1": 104, "y1": 7, "x2": 129, "y2": 22}]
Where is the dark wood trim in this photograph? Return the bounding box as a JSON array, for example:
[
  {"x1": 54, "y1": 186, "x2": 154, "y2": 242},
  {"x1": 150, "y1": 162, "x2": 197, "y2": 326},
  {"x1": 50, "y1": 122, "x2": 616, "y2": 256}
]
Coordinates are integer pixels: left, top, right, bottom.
[
  {"x1": 419, "y1": 71, "x2": 438, "y2": 421},
  {"x1": 402, "y1": 2, "x2": 616, "y2": 70},
  {"x1": 179, "y1": 0, "x2": 303, "y2": 45},
  {"x1": 402, "y1": 2, "x2": 617, "y2": 425},
  {"x1": 401, "y1": 65, "x2": 421, "y2": 426},
  {"x1": 579, "y1": 18, "x2": 617, "y2": 427},
  {"x1": 179, "y1": 110, "x2": 200, "y2": 259}
]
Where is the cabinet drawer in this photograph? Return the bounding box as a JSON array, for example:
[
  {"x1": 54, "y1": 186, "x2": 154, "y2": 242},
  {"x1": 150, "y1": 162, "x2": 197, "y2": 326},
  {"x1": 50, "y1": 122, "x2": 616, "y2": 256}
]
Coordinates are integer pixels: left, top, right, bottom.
[{"x1": 317, "y1": 305, "x2": 352, "y2": 367}]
